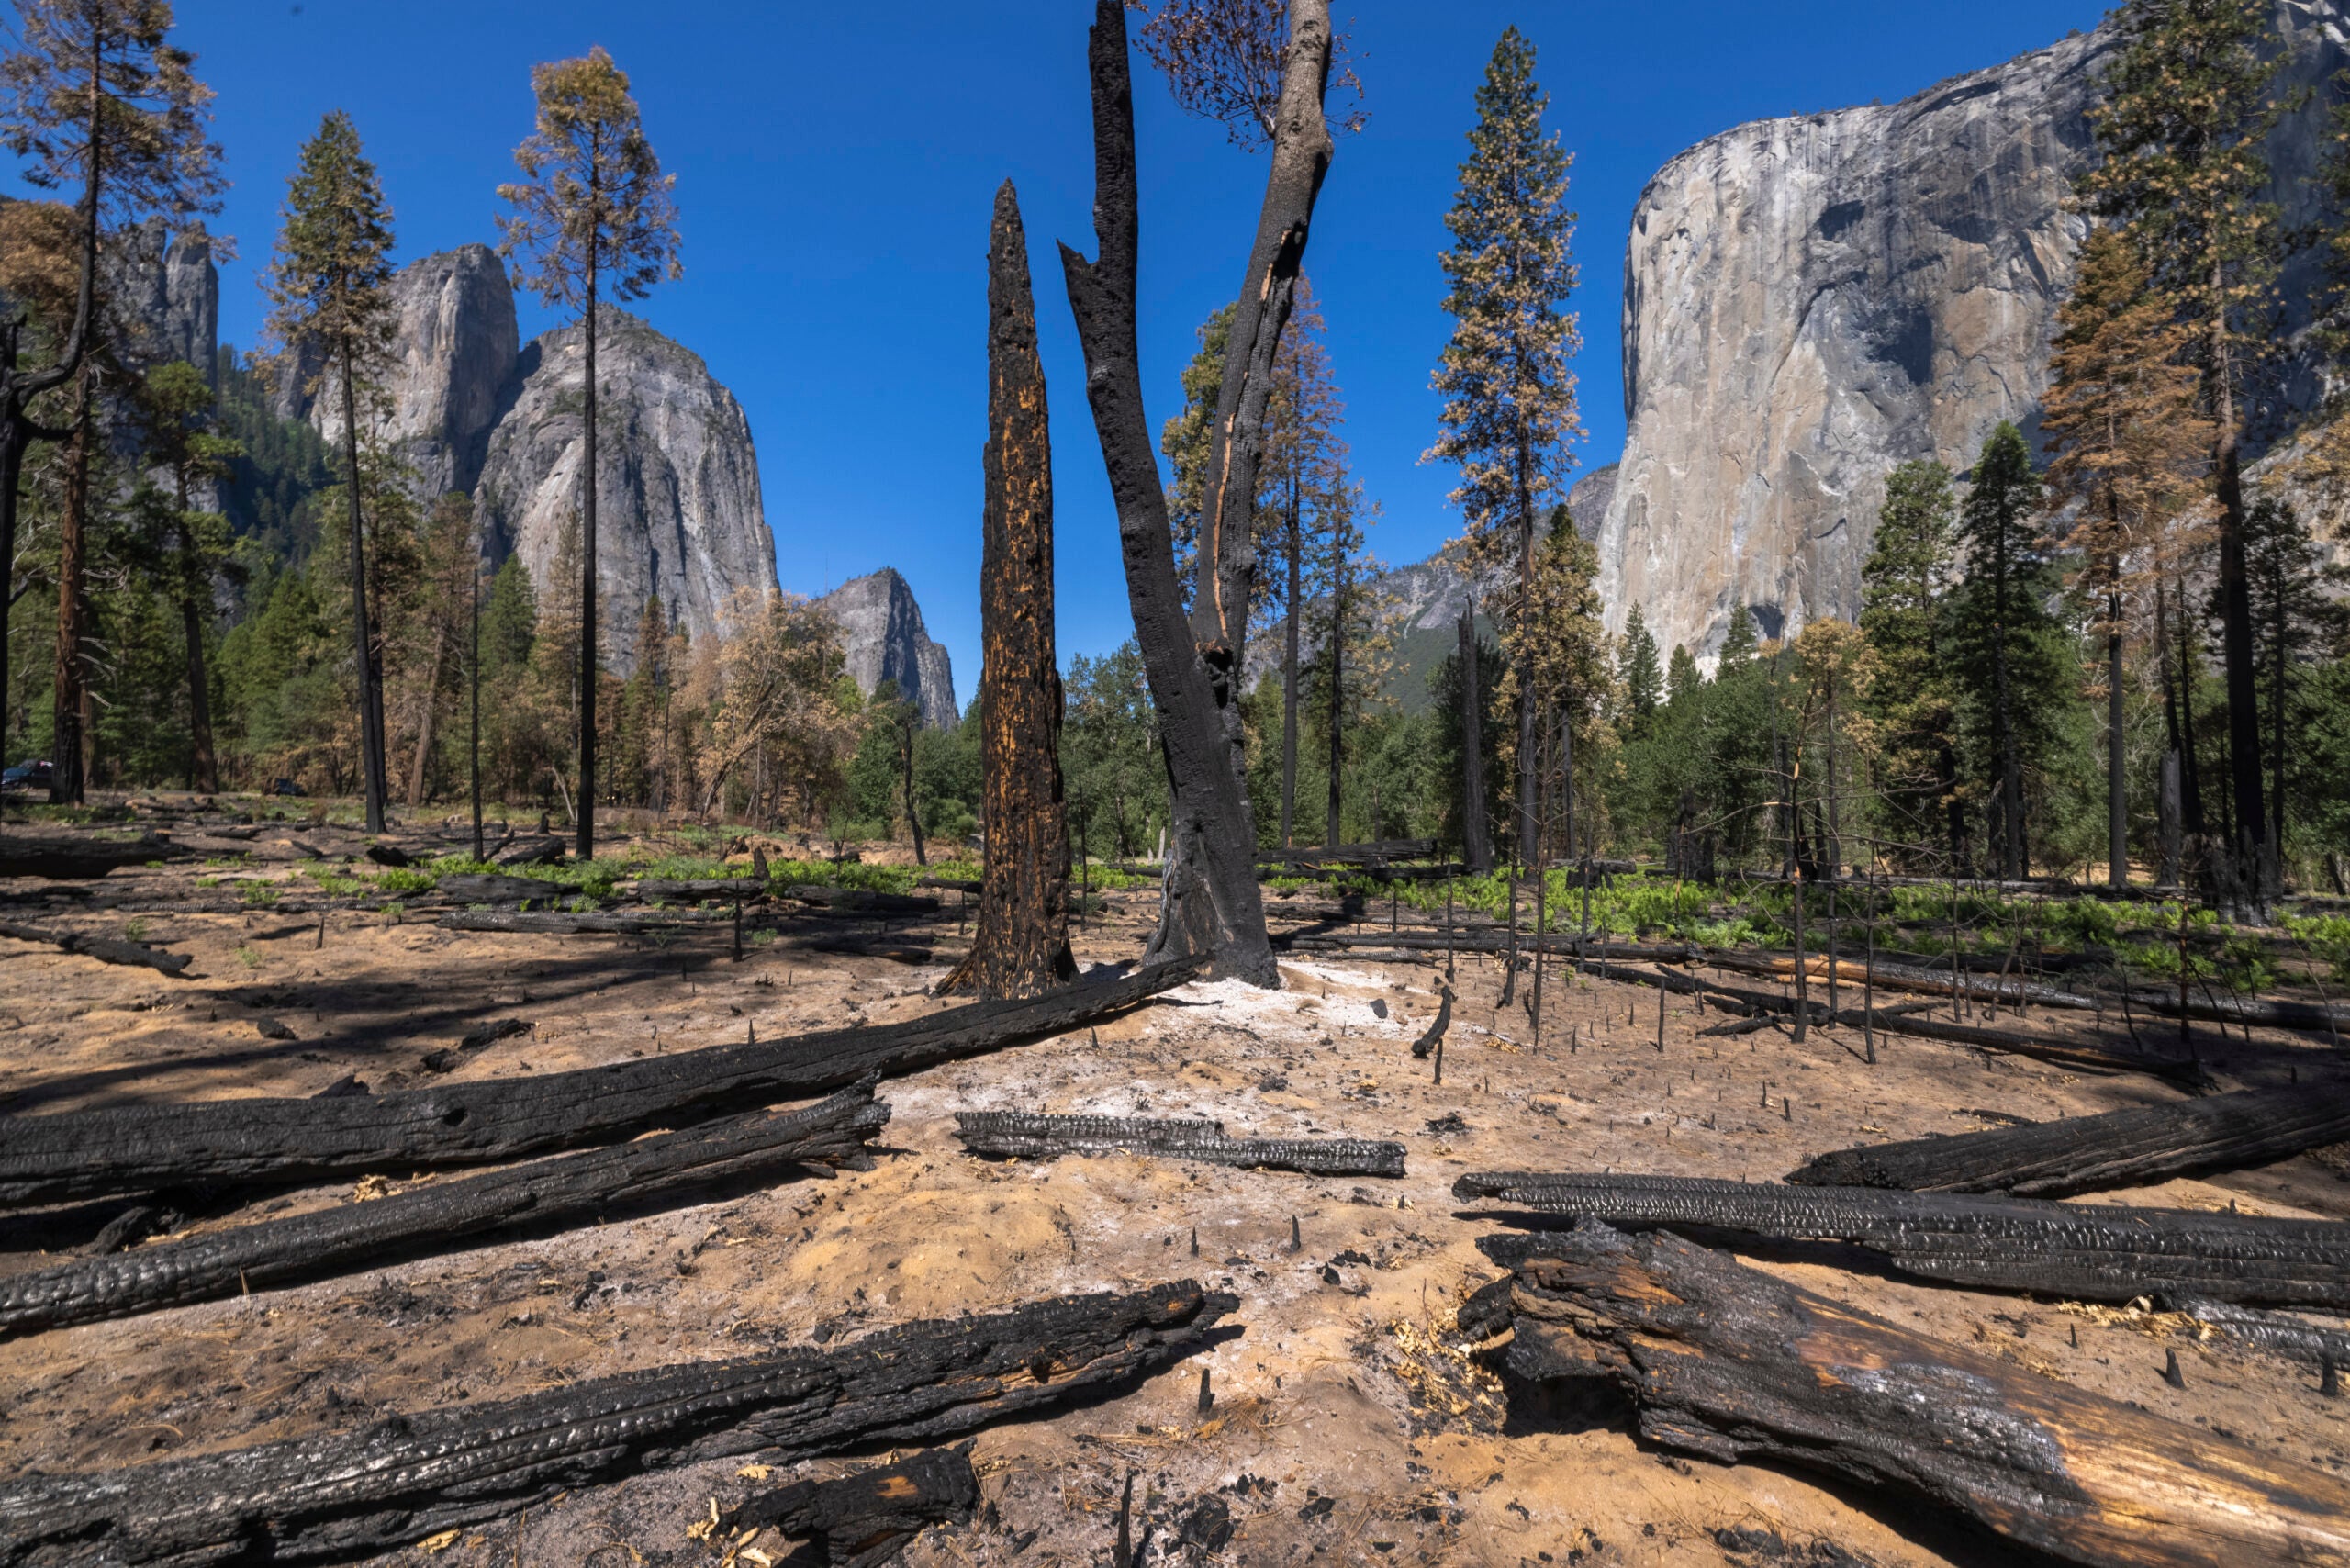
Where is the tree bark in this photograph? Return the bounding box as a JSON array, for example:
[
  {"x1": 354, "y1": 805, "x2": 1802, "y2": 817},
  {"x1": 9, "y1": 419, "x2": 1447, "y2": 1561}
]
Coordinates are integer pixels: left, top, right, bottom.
[
  {"x1": 1459, "y1": 1171, "x2": 2350, "y2": 1309},
  {"x1": 49, "y1": 375, "x2": 91, "y2": 805},
  {"x1": 1788, "y1": 1079, "x2": 2350, "y2": 1198},
  {"x1": 1058, "y1": 0, "x2": 1273, "y2": 985},
  {"x1": 1324, "y1": 544, "x2": 1344, "y2": 848},
  {"x1": 0, "y1": 1081, "x2": 890, "y2": 1337},
  {"x1": 0, "y1": 1284, "x2": 1235, "y2": 1568},
  {"x1": 1281, "y1": 492, "x2": 1301, "y2": 847},
  {"x1": 469, "y1": 554, "x2": 484, "y2": 860},
  {"x1": 2108, "y1": 590, "x2": 2126, "y2": 890},
  {"x1": 0, "y1": 958, "x2": 1206, "y2": 1206},
  {"x1": 1459, "y1": 608, "x2": 1490, "y2": 873},
  {"x1": 0, "y1": 829, "x2": 185, "y2": 879},
  {"x1": 723, "y1": 1448, "x2": 980, "y2": 1564},
  {"x1": 943, "y1": 182, "x2": 1073, "y2": 1000},
  {"x1": 339, "y1": 349, "x2": 388, "y2": 832},
  {"x1": 2210, "y1": 309, "x2": 2266, "y2": 913},
  {"x1": 899, "y1": 708, "x2": 925, "y2": 866},
  {"x1": 955, "y1": 1111, "x2": 1403, "y2": 1176},
  {"x1": 1465, "y1": 1225, "x2": 2350, "y2": 1568}
]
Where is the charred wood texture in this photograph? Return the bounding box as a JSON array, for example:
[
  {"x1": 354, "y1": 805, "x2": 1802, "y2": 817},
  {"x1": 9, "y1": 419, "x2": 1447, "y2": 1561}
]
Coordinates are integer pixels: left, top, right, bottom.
[
  {"x1": 0, "y1": 1283, "x2": 1234, "y2": 1567},
  {"x1": 944, "y1": 182, "x2": 1074, "y2": 1002},
  {"x1": 436, "y1": 909, "x2": 724, "y2": 935},
  {"x1": 433, "y1": 872, "x2": 565, "y2": 903},
  {"x1": 955, "y1": 1112, "x2": 1404, "y2": 1177},
  {"x1": 1789, "y1": 1081, "x2": 2350, "y2": 1197},
  {"x1": 1058, "y1": 0, "x2": 1273, "y2": 986},
  {"x1": 721, "y1": 1447, "x2": 980, "y2": 1566},
  {"x1": 0, "y1": 919, "x2": 189, "y2": 976},
  {"x1": 0, "y1": 831, "x2": 184, "y2": 879},
  {"x1": 1459, "y1": 1171, "x2": 2350, "y2": 1309},
  {"x1": 1411, "y1": 986, "x2": 1453, "y2": 1059},
  {"x1": 0, "y1": 958, "x2": 1205, "y2": 1206},
  {"x1": 0, "y1": 1082, "x2": 890, "y2": 1337},
  {"x1": 1468, "y1": 1223, "x2": 2350, "y2": 1568}
]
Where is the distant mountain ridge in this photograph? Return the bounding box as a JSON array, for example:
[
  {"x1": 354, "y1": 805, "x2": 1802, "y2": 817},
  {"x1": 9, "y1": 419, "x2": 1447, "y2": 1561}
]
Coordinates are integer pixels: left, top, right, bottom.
[{"x1": 816, "y1": 568, "x2": 958, "y2": 729}]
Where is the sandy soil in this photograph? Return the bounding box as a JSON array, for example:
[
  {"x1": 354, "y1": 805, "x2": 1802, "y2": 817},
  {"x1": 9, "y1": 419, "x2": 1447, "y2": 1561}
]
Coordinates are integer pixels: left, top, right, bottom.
[{"x1": 2, "y1": 818, "x2": 2347, "y2": 1568}]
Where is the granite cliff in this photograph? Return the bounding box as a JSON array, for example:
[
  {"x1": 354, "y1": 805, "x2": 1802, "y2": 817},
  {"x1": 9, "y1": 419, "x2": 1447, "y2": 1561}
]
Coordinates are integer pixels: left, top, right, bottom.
[
  {"x1": 1597, "y1": 1, "x2": 2350, "y2": 663},
  {"x1": 816, "y1": 568, "x2": 959, "y2": 730}
]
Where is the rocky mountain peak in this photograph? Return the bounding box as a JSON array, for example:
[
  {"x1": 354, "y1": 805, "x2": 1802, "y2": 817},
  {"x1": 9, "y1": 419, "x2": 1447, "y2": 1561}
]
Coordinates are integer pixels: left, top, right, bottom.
[{"x1": 817, "y1": 568, "x2": 958, "y2": 729}]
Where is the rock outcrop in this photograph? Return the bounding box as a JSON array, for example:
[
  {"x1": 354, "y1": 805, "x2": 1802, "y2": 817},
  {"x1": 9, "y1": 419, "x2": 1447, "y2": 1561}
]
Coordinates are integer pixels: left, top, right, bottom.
[
  {"x1": 112, "y1": 218, "x2": 218, "y2": 383},
  {"x1": 817, "y1": 568, "x2": 958, "y2": 729},
  {"x1": 473, "y1": 313, "x2": 779, "y2": 676},
  {"x1": 1596, "y1": 1, "x2": 2349, "y2": 664},
  {"x1": 296, "y1": 244, "x2": 519, "y2": 501}
]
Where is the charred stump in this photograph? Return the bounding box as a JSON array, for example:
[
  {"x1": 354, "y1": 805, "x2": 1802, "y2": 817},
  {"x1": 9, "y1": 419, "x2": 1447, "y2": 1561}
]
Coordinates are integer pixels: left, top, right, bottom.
[
  {"x1": 1461, "y1": 1223, "x2": 2350, "y2": 1568},
  {"x1": 721, "y1": 1447, "x2": 980, "y2": 1567},
  {"x1": 943, "y1": 182, "x2": 1075, "y2": 1001}
]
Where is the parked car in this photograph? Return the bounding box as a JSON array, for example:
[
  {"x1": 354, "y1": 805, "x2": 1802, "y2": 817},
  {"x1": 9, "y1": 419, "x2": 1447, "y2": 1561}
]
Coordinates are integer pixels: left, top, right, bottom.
[{"x1": 1, "y1": 759, "x2": 52, "y2": 792}]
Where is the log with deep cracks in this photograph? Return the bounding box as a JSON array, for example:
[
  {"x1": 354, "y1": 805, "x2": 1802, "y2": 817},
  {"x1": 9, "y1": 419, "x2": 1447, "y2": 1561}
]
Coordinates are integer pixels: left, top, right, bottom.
[{"x1": 955, "y1": 1111, "x2": 1404, "y2": 1176}]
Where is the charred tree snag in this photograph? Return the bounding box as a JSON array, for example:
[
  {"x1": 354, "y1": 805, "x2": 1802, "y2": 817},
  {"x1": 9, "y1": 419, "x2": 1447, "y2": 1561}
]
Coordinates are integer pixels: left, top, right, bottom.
[
  {"x1": 1789, "y1": 1080, "x2": 2350, "y2": 1197},
  {"x1": 1059, "y1": 0, "x2": 1279, "y2": 986},
  {"x1": 0, "y1": 831, "x2": 185, "y2": 879},
  {"x1": 0, "y1": 920, "x2": 189, "y2": 976},
  {"x1": 1461, "y1": 1223, "x2": 2350, "y2": 1568},
  {"x1": 0, "y1": 958, "x2": 1206, "y2": 1206},
  {"x1": 1457, "y1": 1172, "x2": 2350, "y2": 1310},
  {"x1": 955, "y1": 1112, "x2": 1404, "y2": 1176},
  {"x1": 721, "y1": 1447, "x2": 980, "y2": 1567},
  {"x1": 943, "y1": 183, "x2": 1075, "y2": 1001},
  {"x1": 1459, "y1": 609, "x2": 1491, "y2": 874},
  {"x1": 0, "y1": 1082, "x2": 890, "y2": 1337},
  {"x1": 0, "y1": 1283, "x2": 1234, "y2": 1568}
]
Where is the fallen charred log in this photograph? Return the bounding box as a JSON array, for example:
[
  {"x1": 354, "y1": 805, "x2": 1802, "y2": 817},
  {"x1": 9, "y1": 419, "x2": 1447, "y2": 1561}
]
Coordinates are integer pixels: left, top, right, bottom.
[
  {"x1": 1460, "y1": 1223, "x2": 2350, "y2": 1568},
  {"x1": 0, "y1": 1282, "x2": 1233, "y2": 1567},
  {"x1": 1411, "y1": 987, "x2": 1452, "y2": 1058},
  {"x1": 1788, "y1": 1081, "x2": 2350, "y2": 1197},
  {"x1": 955, "y1": 1112, "x2": 1404, "y2": 1177},
  {"x1": 437, "y1": 909, "x2": 726, "y2": 935},
  {"x1": 0, "y1": 958, "x2": 1205, "y2": 1206},
  {"x1": 2161, "y1": 1295, "x2": 2350, "y2": 1371},
  {"x1": 1705, "y1": 949, "x2": 2098, "y2": 1012},
  {"x1": 721, "y1": 1446, "x2": 979, "y2": 1565},
  {"x1": 1458, "y1": 1171, "x2": 2350, "y2": 1309},
  {"x1": 432, "y1": 872, "x2": 566, "y2": 903},
  {"x1": 780, "y1": 885, "x2": 941, "y2": 917},
  {"x1": 0, "y1": 831, "x2": 184, "y2": 879},
  {"x1": 0, "y1": 1082, "x2": 890, "y2": 1337},
  {"x1": 0, "y1": 919, "x2": 189, "y2": 976}
]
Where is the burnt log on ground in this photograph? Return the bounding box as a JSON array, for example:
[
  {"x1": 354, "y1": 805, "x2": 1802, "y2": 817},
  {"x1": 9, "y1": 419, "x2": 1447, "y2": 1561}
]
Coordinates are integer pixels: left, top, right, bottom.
[
  {"x1": 0, "y1": 958, "x2": 1205, "y2": 1206},
  {"x1": 436, "y1": 909, "x2": 728, "y2": 935},
  {"x1": 627, "y1": 877, "x2": 769, "y2": 901},
  {"x1": 780, "y1": 886, "x2": 941, "y2": 917},
  {"x1": 431, "y1": 872, "x2": 565, "y2": 903},
  {"x1": 1411, "y1": 986, "x2": 1452, "y2": 1059},
  {"x1": 0, "y1": 831, "x2": 185, "y2": 879},
  {"x1": 954, "y1": 1112, "x2": 1404, "y2": 1177},
  {"x1": 2162, "y1": 1295, "x2": 2350, "y2": 1370},
  {"x1": 0, "y1": 1081, "x2": 890, "y2": 1337},
  {"x1": 1788, "y1": 1081, "x2": 2350, "y2": 1197},
  {"x1": 1457, "y1": 1171, "x2": 2350, "y2": 1309},
  {"x1": 1705, "y1": 949, "x2": 2098, "y2": 1012},
  {"x1": 1459, "y1": 1223, "x2": 2350, "y2": 1568},
  {"x1": 0, "y1": 1282, "x2": 1233, "y2": 1568},
  {"x1": 720, "y1": 1446, "x2": 979, "y2": 1566},
  {"x1": 0, "y1": 919, "x2": 189, "y2": 976}
]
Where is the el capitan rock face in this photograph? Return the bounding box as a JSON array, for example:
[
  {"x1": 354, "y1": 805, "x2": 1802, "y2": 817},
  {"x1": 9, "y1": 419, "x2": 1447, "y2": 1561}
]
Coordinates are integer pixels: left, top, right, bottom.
[
  {"x1": 1597, "y1": 1, "x2": 2349, "y2": 663},
  {"x1": 473, "y1": 312, "x2": 779, "y2": 676},
  {"x1": 817, "y1": 568, "x2": 959, "y2": 730}
]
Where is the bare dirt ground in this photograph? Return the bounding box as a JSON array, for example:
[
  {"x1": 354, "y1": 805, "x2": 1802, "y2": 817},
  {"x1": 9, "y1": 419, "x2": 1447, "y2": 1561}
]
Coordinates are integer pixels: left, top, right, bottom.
[{"x1": 3, "y1": 817, "x2": 2348, "y2": 1568}]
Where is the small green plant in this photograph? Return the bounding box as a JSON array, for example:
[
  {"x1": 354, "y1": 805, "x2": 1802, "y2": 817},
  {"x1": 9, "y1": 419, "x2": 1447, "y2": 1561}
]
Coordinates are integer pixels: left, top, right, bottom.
[
  {"x1": 241, "y1": 880, "x2": 280, "y2": 907},
  {"x1": 123, "y1": 918, "x2": 149, "y2": 943},
  {"x1": 236, "y1": 945, "x2": 262, "y2": 969}
]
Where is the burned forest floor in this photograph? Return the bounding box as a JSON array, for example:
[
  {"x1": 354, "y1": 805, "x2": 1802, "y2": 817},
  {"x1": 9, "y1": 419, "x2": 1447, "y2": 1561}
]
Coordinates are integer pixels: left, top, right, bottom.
[{"x1": 3, "y1": 802, "x2": 2349, "y2": 1568}]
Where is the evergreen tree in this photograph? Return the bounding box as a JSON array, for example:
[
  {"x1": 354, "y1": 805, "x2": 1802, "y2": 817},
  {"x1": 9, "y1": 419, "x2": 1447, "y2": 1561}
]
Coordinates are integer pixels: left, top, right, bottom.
[
  {"x1": 1955, "y1": 422, "x2": 2050, "y2": 879},
  {"x1": 2040, "y1": 226, "x2": 2210, "y2": 887},
  {"x1": 1, "y1": 0, "x2": 221, "y2": 801},
  {"x1": 264, "y1": 110, "x2": 397, "y2": 831},
  {"x1": 2080, "y1": 0, "x2": 2288, "y2": 905},
  {"x1": 1160, "y1": 300, "x2": 1233, "y2": 599},
  {"x1": 1618, "y1": 603, "x2": 1662, "y2": 729},
  {"x1": 1717, "y1": 601, "x2": 1758, "y2": 673},
  {"x1": 498, "y1": 45, "x2": 679, "y2": 859},
  {"x1": 1664, "y1": 643, "x2": 1701, "y2": 707},
  {"x1": 1859, "y1": 460, "x2": 1962, "y2": 866},
  {"x1": 1261, "y1": 278, "x2": 1344, "y2": 846},
  {"x1": 2234, "y1": 498, "x2": 2347, "y2": 881},
  {"x1": 134, "y1": 359, "x2": 238, "y2": 791},
  {"x1": 1426, "y1": 25, "x2": 1581, "y2": 866},
  {"x1": 1490, "y1": 507, "x2": 1608, "y2": 866}
]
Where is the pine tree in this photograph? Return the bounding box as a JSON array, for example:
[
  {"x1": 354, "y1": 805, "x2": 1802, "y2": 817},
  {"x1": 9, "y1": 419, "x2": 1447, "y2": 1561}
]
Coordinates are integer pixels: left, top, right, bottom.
[
  {"x1": 2236, "y1": 498, "x2": 2347, "y2": 883},
  {"x1": 1490, "y1": 508, "x2": 1607, "y2": 866},
  {"x1": 264, "y1": 110, "x2": 397, "y2": 831},
  {"x1": 2041, "y1": 226, "x2": 2210, "y2": 887},
  {"x1": 498, "y1": 45, "x2": 680, "y2": 860},
  {"x1": 134, "y1": 359, "x2": 238, "y2": 791},
  {"x1": 1717, "y1": 601, "x2": 1758, "y2": 673},
  {"x1": 1665, "y1": 644, "x2": 1701, "y2": 707},
  {"x1": 1955, "y1": 422, "x2": 2047, "y2": 879},
  {"x1": 1618, "y1": 603, "x2": 1662, "y2": 730},
  {"x1": 2080, "y1": 0, "x2": 2287, "y2": 906},
  {"x1": 1, "y1": 0, "x2": 221, "y2": 801},
  {"x1": 1859, "y1": 460, "x2": 1962, "y2": 866},
  {"x1": 1160, "y1": 301, "x2": 1233, "y2": 600},
  {"x1": 1426, "y1": 25, "x2": 1581, "y2": 868}
]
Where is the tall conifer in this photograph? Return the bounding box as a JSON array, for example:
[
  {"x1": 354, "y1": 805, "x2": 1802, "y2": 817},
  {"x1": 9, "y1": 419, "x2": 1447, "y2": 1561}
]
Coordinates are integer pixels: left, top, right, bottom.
[
  {"x1": 1956, "y1": 423, "x2": 2048, "y2": 879},
  {"x1": 1427, "y1": 26, "x2": 1581, "y2": 868},
  {"x1": 498, "y1": 46, "x2": 679, "y2": 861},
  {"x1": 1859, "y1": 461, "x2": 1963, "y2": 866}
]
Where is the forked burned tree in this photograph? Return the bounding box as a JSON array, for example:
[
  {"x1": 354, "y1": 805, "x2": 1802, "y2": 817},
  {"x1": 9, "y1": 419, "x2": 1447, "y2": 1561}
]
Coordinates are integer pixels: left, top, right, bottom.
[
  {"x1": 944, "y1": 181, "x2": 1075, "y2": 1000},
  {"x1": 1059, "y1": 0, "x2": 1337, "y2": 985}
]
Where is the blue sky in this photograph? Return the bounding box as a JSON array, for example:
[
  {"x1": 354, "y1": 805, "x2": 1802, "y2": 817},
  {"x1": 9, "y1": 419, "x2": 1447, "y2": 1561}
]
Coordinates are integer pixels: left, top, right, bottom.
[{"x1": 162, "y1": 0, "x2": 2107, "y2": 709}]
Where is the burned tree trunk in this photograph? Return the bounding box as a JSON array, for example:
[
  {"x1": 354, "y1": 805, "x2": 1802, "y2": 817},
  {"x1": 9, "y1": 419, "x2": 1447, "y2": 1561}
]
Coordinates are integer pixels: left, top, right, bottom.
[
  {"x1": 1787, "y1": 1080, "x2": 2350, "y2": 1198},
  {"x1": 1459, "y1": 608, "x2": 1490, "y2": 874},
  {"x1": 955, "y1": 1111, "x2": 1403, "y2": 1177},
  {"x1": 0, "y1": 831, "x2": 186, "y2": 879},
  {"x1": 1458, "y1": 1171, "x2": 2350, "y2": 1309},
  {"x1": 0, "y1": 1081, "x2": 890, "y2": 1336},
  {"x1": 1059, "y1": 0, "x2": 1275, "y2": 985},
  {"x1": 0, "y1": 958, "x2": 1205, "y2": 1206},
  {"x1": 0, "y1": 920, "x2": 190, "y2": 976},
  {"x1": 944, "y1": 183, "x2": 1074, "y2": 1001},
  {"x1": 722, "y1": 1448, "x2": 980, "y2": 1565},
  {"x1": 0, "y1": 1284, "x2": 1234, "y2": 1568},
  {"x1": 1463, "y1": 1224, "x2": 2350, "y2": 1568}
]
